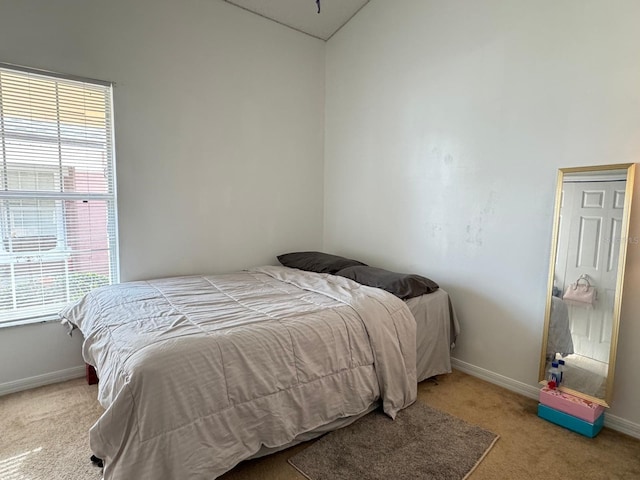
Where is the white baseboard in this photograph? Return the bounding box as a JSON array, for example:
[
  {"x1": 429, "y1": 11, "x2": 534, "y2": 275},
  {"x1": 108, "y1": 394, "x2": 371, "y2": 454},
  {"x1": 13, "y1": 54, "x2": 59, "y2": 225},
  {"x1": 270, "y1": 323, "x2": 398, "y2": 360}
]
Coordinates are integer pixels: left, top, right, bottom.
[
  {"x1": 604, "y1": 413, "x2": 640, "y2": 439},
  {"x1": 0, "y1": 365, "x2": 85, "y2": 397},
  {"x1": 451, "y1": 357, "x2": 640, "y2": 440},
  {"x1": 451, "y1": 357, "x2": 540, "y2": 400}
]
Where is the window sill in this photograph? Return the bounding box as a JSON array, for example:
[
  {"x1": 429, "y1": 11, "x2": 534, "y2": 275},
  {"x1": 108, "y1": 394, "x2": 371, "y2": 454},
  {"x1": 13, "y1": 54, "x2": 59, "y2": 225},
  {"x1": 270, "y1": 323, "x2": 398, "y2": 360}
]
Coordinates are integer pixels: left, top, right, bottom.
[{"x1": 0, "y1": 314, "x2": 61, "y2": 329}]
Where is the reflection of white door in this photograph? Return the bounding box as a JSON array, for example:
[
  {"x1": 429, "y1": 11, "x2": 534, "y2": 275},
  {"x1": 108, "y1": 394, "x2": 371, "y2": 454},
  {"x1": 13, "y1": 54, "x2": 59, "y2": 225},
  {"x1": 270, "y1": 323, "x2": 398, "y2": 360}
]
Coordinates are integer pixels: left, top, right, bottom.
[{"x1": 555, "y1": 180, "x2": 625, "y2": 363}]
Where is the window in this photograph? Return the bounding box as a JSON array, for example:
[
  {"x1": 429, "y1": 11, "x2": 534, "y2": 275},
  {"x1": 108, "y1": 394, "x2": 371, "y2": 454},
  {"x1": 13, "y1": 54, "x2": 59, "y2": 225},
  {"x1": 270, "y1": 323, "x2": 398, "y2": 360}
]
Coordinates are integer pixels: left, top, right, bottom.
[{"x1": 0, "y1": 64, "x2": 118, "y2": 326}]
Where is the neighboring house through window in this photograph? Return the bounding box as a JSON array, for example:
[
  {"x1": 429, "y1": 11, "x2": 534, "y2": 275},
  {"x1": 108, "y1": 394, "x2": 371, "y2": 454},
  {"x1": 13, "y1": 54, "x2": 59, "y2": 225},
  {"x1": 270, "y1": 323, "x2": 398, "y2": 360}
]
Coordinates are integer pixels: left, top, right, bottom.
[{"x1": 0, "y1": 64, "x2": 118, "y2": 326}]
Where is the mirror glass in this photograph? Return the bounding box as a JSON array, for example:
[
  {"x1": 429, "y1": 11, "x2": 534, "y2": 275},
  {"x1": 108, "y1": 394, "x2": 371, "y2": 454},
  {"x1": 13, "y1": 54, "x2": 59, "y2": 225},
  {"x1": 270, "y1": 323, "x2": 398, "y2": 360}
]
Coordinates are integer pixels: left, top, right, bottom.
[{"x1": 539, "y1": 164, "x2": 635, "y2": 406}]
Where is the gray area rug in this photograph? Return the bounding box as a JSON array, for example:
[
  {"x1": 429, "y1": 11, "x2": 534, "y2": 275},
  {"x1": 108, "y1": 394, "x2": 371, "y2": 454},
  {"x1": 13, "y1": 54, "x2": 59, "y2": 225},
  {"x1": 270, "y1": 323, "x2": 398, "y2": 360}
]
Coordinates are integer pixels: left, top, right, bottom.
[{"x1": 288, "y1": 401, "x2": 499, "y2": 480}]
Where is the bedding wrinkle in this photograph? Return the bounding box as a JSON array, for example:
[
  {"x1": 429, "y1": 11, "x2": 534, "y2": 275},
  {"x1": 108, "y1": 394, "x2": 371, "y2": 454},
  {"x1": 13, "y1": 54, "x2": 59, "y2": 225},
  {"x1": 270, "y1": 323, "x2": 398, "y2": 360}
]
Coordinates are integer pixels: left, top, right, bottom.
[
  {"x1": 147, "y1": 281, "x2": 210, "y2": 336},
  {"x1": 248, "y1": 270, "x2": 364, "y2": 374},
  {"x1": 253, "y1": 267, "x2": 417, "y2": 418},
  {"x1": 149, "y1": 279, "x2": 237, "y2": 406},
  {"x1": 384, "y1": 296, "x2": 416, "y2": 386},
  {"x1": 335, "y1": 309, "x2": 355, "y2": 368},
  {"x1": 130, "y1": 364, "x2": 379, "y2": 443},
  {"x1": 59, "y1": 266, "x2": 417, "y2": 480},
  {"x1": 245, "y1": 269, "x2": 342, "y2": 312}
]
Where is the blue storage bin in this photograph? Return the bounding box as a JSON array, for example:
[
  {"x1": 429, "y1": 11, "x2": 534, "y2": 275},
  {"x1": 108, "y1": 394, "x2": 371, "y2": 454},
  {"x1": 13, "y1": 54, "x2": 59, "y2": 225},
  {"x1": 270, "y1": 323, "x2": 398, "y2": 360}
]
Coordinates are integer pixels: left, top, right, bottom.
[{"x1": 538, "y1": 403, "x2": 604, "y2": 438}]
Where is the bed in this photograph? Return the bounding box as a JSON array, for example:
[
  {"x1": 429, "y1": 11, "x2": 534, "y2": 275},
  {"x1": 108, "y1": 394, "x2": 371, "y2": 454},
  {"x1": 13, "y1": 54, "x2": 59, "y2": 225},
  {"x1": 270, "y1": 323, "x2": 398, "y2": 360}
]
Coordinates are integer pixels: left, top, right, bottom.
[{"x1": 60, "y1": 265, "x2": 458, "y2": 480}]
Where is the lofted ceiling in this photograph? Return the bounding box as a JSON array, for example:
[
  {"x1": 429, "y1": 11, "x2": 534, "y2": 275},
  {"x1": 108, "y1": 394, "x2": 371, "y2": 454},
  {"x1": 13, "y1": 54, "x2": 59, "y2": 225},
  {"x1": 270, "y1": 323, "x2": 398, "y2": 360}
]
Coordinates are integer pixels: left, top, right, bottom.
[{"x1": 223, "y1": 0, "x2": 370, "y2": 41}]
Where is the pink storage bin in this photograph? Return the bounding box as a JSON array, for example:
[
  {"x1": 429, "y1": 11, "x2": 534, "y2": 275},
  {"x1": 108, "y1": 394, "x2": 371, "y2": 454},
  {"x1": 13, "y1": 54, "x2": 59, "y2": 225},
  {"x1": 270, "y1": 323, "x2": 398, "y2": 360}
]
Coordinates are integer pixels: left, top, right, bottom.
[{"x1": 539, "y1": 386, "x2": 605, "y2": 423}]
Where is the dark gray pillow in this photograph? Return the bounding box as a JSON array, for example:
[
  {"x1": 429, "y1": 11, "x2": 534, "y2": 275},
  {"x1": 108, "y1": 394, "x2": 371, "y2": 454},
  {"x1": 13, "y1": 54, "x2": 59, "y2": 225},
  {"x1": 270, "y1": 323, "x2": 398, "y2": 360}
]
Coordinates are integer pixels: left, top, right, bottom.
[
  {"x1": 277, "y1": 251, "x2": 367, "y2": 274},
  {"x1": 336, "y1": 266, "x2": 439, "y2": 299}
]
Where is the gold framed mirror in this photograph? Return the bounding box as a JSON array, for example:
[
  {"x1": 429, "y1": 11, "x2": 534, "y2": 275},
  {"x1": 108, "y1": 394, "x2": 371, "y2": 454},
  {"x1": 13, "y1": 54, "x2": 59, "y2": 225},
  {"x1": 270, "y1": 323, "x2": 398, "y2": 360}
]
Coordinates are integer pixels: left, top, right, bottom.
[{"x1": 539, "y1": 163, "x2": 635, "y2": 407}]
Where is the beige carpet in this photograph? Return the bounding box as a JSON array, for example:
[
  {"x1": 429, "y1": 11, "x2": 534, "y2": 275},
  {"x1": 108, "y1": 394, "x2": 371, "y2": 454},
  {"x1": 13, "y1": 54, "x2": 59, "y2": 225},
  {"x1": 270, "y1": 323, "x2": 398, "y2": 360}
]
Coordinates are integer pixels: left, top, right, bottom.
[
  {"x1": 0, "y1": 378, "x2": 103, "y2": 480},
  {"x1": 288, "y1": 401, "x2": 498, "y2": 480},
  {"x1": 2, "y1": 370, "x2": 640, "y2": 480}
]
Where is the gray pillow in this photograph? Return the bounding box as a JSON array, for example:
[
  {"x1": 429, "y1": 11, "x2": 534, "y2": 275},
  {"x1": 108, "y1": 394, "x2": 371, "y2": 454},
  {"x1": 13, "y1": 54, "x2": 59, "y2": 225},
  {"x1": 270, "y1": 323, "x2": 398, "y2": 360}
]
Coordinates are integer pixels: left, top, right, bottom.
[
  {"x1": 336, "y1": 266, "x2": 439, "y2": 299},
  {"x1": 277, "y1": 251, "x2": 367, "y2": 274}
]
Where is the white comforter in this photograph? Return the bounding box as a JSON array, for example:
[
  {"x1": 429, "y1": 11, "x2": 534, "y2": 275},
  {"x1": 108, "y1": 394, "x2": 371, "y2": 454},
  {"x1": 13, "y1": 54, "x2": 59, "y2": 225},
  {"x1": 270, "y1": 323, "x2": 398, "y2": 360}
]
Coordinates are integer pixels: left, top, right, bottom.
[{"x1": 60, "y1": 266, "x2": 417, "y2": 480}]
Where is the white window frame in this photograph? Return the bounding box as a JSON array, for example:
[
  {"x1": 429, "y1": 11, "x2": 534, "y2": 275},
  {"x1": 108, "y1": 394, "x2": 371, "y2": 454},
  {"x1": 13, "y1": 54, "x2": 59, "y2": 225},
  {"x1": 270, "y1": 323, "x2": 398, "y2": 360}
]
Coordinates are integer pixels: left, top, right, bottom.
[{"x1": 0, "y1": 63, "x2": 119, "y2": 328}]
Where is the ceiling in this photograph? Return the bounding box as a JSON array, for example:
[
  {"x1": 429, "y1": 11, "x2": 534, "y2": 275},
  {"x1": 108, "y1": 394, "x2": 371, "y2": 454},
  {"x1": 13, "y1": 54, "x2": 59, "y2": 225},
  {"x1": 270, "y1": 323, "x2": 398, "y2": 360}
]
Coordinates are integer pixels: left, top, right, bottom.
[{"x1": 223, "y1": 0, "x2": 370, "y2": 41}]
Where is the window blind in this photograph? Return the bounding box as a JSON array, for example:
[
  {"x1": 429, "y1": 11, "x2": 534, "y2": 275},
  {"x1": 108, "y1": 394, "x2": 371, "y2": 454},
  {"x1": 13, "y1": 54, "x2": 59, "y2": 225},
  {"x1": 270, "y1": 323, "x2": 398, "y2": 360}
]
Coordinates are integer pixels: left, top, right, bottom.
[{"x1": 0, "y1": 65, "x2": 118, "y2": 325}]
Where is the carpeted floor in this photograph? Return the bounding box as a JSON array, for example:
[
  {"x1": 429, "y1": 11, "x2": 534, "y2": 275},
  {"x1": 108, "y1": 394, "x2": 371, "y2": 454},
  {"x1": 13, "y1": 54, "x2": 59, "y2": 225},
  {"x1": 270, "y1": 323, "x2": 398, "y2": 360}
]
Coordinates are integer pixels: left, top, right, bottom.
[
  {"x1": 1, "y1": 369, "x2": 639, "y2": 480},
  {"x1": 0, "y1": 378, "x2": 104, "y2": 480}
]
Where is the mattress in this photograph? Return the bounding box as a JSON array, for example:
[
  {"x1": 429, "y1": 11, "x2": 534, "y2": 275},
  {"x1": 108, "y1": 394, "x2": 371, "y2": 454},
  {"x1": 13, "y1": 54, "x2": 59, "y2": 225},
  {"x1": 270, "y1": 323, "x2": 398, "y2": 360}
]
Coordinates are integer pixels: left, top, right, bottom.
[
  {"x1": 407, "y1": 288, "x2": 460, "y2": 382},
  {"x1": 60, "y1": 266, "x2": 417, "y2": 480}
]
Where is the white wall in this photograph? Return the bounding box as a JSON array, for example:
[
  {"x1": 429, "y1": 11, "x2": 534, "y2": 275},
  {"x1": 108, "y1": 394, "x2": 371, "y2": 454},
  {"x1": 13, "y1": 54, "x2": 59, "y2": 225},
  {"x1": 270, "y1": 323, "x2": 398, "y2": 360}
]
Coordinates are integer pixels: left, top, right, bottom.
[
  {"x1": 2, "y1": 0, "x2": 640, "y2": 433},
  {"x1": 324, "y1": 0, "x2": 640, "y2": 425},
  {"x1": 0, "y1": 0, "x2": 325, "y2": 389}
]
